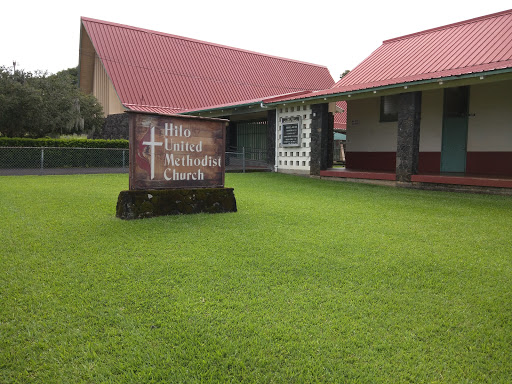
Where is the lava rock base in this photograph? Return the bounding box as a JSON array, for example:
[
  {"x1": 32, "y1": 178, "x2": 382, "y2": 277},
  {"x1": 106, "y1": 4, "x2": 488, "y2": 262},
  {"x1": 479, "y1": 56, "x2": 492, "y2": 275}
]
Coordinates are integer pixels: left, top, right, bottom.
[{"x1": 116, "y1": 188, "x2": 237, "y2": 220}]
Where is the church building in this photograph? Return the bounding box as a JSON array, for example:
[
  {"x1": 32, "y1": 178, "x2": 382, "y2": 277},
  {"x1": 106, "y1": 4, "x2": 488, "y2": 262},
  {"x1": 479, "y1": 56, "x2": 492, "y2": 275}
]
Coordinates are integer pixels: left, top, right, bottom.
[{"x1": 80, "y1": 10, "x2": 512, "y2": 192}]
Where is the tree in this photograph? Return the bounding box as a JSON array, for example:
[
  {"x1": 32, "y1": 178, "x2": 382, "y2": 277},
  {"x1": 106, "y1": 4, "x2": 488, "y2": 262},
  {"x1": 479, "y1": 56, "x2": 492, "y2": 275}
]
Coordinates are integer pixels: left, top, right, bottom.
[
  {"x1": 340, "y1": 70, "x2": 350, "y2": 79},
  {"x1": 57, "y1": 67, "x2": 79, "y2": 87},
  {"x1": 0, "y1": 67, "x2": 44, "y2": 137},
  {"x1": 0, "y1": 65, "x2": 104, "y2": 138},
  {"x1": 78, "y1": 92, "x2": 104, "y2": 134}
]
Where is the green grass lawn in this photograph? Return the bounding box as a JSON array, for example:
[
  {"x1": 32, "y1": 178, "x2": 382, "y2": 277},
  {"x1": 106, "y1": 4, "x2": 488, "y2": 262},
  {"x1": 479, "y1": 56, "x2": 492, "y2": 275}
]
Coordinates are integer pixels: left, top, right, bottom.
[{"x1": 1, "y1": 173, "x2": 511, "y2": 383}]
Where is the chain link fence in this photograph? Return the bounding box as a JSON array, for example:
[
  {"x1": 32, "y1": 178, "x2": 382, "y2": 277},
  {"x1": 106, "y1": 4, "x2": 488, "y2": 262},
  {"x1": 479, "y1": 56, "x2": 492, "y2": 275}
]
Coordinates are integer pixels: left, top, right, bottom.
[
  {"x1": 1, "y1": 146, "x2": 272, "y2": 176},
  {"x1": 225, "y1": 147, "x2": 271, "y2": 173},
  {"x1": 0, "y1": 147, "x2": 128, "y2": 175}
]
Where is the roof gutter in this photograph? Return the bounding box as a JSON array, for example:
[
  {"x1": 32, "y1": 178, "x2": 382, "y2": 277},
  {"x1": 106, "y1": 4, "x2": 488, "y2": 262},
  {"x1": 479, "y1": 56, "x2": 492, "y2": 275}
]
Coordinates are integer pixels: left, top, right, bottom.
[
  {"x1": 178, "y1": 68, "x2": 512, "y2": 114},
  {"x1": 179, "y1": 90, "x2": 312, "y2": 116},
  {"x1": 264, "y1": 67, "x2": 512, "y2": 106},
  {"x1": 180, "y1": 100, "x2": 263, "y2": 116}
]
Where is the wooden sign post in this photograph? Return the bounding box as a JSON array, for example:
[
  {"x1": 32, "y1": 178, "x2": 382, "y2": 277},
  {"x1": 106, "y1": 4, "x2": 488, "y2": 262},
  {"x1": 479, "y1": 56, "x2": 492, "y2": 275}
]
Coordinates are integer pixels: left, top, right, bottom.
[{"x1": 116, "y1": 112, "x2": 237, "y2": 219}]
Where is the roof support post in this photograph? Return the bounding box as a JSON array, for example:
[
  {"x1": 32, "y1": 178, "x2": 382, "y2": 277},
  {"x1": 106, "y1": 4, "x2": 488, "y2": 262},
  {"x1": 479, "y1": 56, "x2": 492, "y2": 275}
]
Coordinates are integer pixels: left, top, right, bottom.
[
  {"x1": 310, "y1": 103, "x2": 334, "y2": 176},
  {"x1": 396, "y1": 91, "x2": 422, "y2": 182},
  {"x1": 266, "y1": 109, "x2": 276, "y2": 169},
  {"x1": 226, "y1": 121, "x2": 237, "y2": 151}
]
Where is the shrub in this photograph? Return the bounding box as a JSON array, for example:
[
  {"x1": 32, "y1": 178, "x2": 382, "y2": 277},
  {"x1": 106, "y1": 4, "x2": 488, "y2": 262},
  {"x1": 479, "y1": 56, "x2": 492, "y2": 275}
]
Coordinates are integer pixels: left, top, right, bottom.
[{"x1": 0, "y1": 137, "x2": 128, "y2": 149}]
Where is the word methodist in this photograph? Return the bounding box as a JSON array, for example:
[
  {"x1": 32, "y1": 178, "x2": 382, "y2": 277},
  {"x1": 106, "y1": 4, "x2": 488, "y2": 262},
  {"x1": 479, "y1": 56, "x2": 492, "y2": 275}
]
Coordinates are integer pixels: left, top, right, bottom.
[{"x1": 129, "y1": 113, "x2": 227, "y2": 190}]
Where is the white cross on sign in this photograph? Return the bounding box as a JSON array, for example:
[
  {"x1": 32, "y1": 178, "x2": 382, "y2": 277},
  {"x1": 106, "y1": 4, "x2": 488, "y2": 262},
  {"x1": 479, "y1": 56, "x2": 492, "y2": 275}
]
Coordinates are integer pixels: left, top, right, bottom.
[{"x1": 142, "y1": 126, "x2": 163, "y2": 180}]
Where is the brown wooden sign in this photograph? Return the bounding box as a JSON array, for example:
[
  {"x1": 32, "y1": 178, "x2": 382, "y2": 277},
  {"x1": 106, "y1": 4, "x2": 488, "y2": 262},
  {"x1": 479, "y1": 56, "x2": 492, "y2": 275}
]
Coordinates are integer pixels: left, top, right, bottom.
[{"x1": 128, "y1": 112, "x2": 227, "y2": 190}]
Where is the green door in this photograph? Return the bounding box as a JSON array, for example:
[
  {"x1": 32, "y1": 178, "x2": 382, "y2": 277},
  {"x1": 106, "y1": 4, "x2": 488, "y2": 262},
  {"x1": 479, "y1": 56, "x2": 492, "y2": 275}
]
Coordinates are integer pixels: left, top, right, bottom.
[{"x1": 441, "y1": 86, "x2": 469, "y2": 173}]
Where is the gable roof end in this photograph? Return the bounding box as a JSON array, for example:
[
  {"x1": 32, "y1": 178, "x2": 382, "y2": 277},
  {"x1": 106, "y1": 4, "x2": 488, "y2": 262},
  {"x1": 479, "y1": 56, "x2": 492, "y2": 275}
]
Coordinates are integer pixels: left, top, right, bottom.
[
  {"x1": 266, "y1": 9, "x2": 512, "y2": 105},
  {"x1": 80, "y1": 17, "x2": 335, "y2": 112},
  {"x1": 334, "y1": 9, "x2": 512, "y2": 93}
]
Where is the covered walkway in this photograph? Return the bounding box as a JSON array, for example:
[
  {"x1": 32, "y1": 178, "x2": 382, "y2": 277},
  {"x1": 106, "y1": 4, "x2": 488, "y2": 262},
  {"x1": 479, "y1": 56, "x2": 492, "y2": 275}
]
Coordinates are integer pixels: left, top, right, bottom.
[{"x1": 320, "y1": 168, "x2": 512, "y2": 189}]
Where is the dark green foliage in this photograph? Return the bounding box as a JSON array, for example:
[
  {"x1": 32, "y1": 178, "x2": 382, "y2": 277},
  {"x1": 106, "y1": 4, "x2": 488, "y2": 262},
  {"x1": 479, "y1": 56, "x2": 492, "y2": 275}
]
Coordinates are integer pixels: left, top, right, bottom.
[
  {"x1": 57, "y1": 67, "x2": 79, "y2": 87},
  {"x1": 79, "y1": 93, "x2": 105, "y2": 134},
  {"x1": 0, "y1": 65, "x2": 104, "y2": 138},
  {"x1": 0, "y1": 69, "x2": 43, "y2": 137},
  {"x1": 340, "y1": 69, "x2": 350, "y2": 78},
  {"x1": 0, "y1": 137, "x2": 128, "y2": 148}
]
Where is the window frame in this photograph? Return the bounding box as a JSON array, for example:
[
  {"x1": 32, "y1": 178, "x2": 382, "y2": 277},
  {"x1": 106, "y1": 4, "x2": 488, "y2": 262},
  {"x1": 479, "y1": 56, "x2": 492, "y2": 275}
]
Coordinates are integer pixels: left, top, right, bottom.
[{"x1": 379, "y1": 94, "x2": 399, "y2": 122}]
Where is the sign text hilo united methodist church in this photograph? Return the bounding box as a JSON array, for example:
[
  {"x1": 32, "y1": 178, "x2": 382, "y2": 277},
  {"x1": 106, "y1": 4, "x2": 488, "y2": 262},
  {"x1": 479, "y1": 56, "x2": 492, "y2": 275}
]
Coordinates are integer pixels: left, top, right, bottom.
[
  {"x1": 119, "y1": 112, "x2": 234, "y2": 219},
  {"x1": 129, "y1": 113, "x2": 226, "y2": 190},
  {"x1": 144, "y1": 123, "x2": 221, "y2": 182}
]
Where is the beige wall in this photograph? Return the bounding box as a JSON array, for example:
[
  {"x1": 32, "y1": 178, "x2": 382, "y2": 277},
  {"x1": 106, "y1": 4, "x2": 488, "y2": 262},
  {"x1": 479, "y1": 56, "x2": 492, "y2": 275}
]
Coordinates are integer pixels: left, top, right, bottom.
[
  {"x1": 79, "y1": 25, "x2": 95, "y2": 95},
  {"x1": 468, "y1": 80, "x2": 512, "y2": 152},
  {"x1": 93, "y1": 55, "x2": 125, "y2": 116},
  {"x1": 346, "y1": 80, "x2": 512, "y2": 154},
  {"x1": 108, "y1": 81, "x2": 125, "y2": 115},
  {"x1": 346, "y1": 97, "x2": 397, "y2": 152},
  {"x1": 419, "y1": 82, "x2": 512, "y2": 152},
  {"x1": 419, "y1": 89, "x2": 443, "y2": 151}
]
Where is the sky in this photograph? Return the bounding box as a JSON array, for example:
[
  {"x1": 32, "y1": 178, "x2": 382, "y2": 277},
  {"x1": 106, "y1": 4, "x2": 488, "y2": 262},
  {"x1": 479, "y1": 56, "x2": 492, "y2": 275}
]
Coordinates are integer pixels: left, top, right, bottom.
[{"x1": 1, "y1": 0, "x2": 510, "y2": 80}]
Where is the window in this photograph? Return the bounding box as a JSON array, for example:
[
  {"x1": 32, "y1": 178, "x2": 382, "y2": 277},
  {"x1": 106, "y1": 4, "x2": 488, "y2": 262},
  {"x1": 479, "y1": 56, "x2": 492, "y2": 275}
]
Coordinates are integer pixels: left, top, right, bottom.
[{"x1": 380, "y1": 95, "x2": 399, "y2": 122}]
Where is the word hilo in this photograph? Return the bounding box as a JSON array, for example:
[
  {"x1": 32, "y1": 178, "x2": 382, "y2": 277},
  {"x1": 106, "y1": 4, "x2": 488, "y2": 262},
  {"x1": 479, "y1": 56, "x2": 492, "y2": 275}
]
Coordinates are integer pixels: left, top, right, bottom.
[
  {"x1": 164, "y1": 123, "x2": 191, "y2": 137},
  {"x1": 164, "y1": 123, "x2": 202, "y2": 152}
]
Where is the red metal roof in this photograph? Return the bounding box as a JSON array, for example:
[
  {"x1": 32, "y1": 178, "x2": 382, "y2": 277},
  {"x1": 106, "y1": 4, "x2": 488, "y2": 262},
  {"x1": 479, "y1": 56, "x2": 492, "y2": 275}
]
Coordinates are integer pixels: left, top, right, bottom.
[
  {"x1": 270, "y1": 9, "x2": 512, "y2": 102},
  {"x1": 81, "y1": 17, "x2": 335, "y2": 112},
  {"x1": 335, "y1": 9, "x2": 512, "y2": 92}
]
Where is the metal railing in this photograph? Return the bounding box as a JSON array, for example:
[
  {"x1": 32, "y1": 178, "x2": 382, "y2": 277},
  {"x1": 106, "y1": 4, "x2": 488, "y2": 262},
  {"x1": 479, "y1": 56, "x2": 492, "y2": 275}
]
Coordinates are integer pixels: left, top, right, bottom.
[
  {"x1": 225, "y1": 147, "x2": 271, "y2": 173},
  {"x1": 0, "y1": 146, "x2": 128, "y2": 176}
]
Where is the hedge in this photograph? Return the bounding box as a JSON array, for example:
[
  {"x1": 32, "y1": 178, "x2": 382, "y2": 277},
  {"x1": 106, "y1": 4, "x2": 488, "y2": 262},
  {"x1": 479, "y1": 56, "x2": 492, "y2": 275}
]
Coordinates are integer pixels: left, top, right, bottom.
[{"x1": 0, "y1": 137, "x2": 129, "y2": 149}]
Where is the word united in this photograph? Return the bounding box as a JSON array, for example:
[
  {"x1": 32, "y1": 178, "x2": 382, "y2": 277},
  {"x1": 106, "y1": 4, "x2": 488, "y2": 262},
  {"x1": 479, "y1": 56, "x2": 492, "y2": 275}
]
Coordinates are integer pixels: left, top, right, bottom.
[{"x1": 143, "y1": 123, "x2": 221, "y2": 181}]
